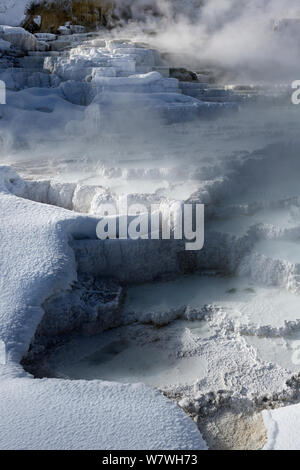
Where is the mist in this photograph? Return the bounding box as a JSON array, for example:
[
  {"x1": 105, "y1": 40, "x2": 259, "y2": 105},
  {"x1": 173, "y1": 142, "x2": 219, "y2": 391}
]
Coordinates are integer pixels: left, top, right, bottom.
[
  {"x1": 2, "y1": 0, "x2": 300, "y2": 168},
  {"x1": 113, "y1": 0, "x2": 300, "y2": 82}
]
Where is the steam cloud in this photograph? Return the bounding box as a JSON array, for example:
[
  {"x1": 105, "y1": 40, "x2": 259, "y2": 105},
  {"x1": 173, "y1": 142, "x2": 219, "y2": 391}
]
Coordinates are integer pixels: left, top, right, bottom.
[{"x1": 113, "y1": 0, "x2": 300, "y2": 81}]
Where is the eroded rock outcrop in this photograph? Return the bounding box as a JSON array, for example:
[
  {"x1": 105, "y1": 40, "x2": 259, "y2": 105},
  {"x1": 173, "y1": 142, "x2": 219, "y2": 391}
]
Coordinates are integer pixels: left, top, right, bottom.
[{"x1": 23, "y1": 0, "x2": 114, "y2": 33}]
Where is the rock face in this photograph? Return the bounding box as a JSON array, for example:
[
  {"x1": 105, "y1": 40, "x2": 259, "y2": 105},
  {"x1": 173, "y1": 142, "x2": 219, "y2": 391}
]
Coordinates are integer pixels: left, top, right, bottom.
[
  {"x1": 23, "y1": 0, "x2": 114, "y2": 33},
  {"x1": 170, "y1": 68, "x2": 198, "y2": 82}
]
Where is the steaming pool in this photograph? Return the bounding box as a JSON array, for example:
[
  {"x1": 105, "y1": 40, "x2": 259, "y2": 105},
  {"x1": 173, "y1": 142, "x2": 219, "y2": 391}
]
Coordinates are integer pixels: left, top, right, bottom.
[
  {"x1": 40, "y1": 320, "x2": 211, "y2": 386},
  {"x1": 26, "y1": 274, "x2": 300, "y2": 395}
]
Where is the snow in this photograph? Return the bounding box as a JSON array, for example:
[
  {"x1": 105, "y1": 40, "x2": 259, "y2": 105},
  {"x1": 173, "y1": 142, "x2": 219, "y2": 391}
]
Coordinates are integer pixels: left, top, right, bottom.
[
  {"x1": 0, "y1": 376, "x2": 204, "y2": 450},
  {"x1": 0, "y1": 166, "x2": 205, "y2": 450},
  {"x1": 0, "y1": 166, "x2": 95, "y2": 362},
  {"x1": 263, "y1": 404, "x2": 300, "y2": 450}
]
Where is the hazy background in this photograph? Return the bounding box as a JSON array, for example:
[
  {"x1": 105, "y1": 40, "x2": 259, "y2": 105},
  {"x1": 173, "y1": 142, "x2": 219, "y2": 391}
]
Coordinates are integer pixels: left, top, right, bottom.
[{"x1": 113, "y1": 0, "x2": 300, "y2": 81}]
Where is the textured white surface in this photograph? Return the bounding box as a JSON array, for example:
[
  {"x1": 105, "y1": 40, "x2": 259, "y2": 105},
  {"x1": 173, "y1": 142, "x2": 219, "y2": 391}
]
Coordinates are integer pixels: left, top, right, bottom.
[
  {"x1": 0, "y1": 166, "x2": 94, "y2": 362},
  {"x1": 0, "y1": 376, "x2": 205, "y2": 450},
  {"x1": 263, "y1": 404, "x2": 300, "y2": 450}
]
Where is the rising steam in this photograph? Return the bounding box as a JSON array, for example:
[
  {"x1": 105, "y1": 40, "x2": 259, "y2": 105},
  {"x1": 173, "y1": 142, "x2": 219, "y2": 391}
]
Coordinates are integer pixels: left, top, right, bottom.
[{"x1": 113, "y1": 0, "x2": 300, "y2": 81}]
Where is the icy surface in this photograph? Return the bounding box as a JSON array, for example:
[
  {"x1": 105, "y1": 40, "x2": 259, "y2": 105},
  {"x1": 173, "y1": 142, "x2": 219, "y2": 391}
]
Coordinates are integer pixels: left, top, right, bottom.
[{"x1": 0, "y1": 376, "x2": 204, "y2": 450}]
